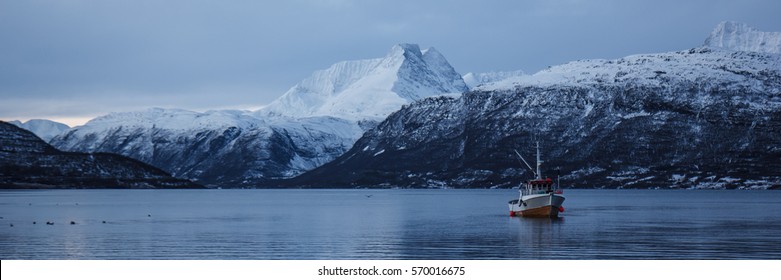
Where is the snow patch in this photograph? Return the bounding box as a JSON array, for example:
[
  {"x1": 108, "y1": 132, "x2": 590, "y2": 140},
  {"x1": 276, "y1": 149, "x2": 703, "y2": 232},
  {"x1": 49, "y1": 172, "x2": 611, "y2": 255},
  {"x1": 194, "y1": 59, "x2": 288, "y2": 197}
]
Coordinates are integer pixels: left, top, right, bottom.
[{"x1": 621, "y1": 111, "x2": 652, "y2": 119}]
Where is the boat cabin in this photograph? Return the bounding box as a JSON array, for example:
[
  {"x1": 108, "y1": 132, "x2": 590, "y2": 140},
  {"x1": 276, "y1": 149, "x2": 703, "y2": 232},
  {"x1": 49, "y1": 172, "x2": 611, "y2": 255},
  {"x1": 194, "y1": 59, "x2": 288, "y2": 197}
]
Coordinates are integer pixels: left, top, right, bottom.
[{"x1": 523, "y1": 178, "x2": 558, "y2": 196}]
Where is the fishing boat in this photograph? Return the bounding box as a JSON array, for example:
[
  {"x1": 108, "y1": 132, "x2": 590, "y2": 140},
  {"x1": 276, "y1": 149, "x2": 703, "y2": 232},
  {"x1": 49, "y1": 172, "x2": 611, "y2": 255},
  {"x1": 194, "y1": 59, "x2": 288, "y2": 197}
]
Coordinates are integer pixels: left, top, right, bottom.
[{"x1": 508, "y1": 142, "x2": 565, "y2": 218}]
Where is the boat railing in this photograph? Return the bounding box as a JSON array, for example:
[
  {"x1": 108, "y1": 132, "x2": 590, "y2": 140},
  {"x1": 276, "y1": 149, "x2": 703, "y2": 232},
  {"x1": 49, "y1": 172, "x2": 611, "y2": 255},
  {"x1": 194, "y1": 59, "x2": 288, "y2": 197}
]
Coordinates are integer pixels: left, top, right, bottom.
[{"x1": 522, "y1": 188, "x2": 552, "y2": 196}]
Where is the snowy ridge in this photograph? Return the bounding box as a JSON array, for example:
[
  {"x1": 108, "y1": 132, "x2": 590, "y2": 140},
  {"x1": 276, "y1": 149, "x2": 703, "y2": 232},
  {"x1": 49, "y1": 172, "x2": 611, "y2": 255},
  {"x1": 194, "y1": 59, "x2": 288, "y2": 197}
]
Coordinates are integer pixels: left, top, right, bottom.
[
  {"x1": 8, "y1": 119, "x2": 70, "y2": 142},
  {"x1": 479, "y1": 47, "x2": 781, "y2": 94},
  {"x1": 82, "y1": 108, "x2": 262, "y2": 131},
  {"x1": 704, "y1": 21, "x2": 781, "y2": 54},
  {"x1": 58, "y1": 108, "x2": 267, "y2": 152},
  {"x1": 261, "y1": 44, "x2": 468, "y2": 121},
  {"x1": 480, "y1": 22, "x2": 781, "y2": 91},
  {"x1": 462, "y1": 70, "x2": 526, "y2": 89}
]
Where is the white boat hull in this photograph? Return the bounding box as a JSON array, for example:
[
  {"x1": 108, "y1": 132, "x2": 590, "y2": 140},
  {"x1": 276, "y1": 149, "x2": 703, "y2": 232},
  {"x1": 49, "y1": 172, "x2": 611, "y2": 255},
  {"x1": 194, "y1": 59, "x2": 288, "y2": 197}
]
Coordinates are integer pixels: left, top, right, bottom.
[{"x1": 508, "y1": 193, "x2": 565, "y2": 218}]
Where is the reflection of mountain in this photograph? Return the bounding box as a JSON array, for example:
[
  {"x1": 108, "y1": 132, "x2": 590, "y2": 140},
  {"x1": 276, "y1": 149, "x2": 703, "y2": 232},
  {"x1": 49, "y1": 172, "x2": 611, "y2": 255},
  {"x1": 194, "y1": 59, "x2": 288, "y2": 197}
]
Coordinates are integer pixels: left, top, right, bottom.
[
  {"x1": 286, "y1": 22, "x2": 781, "y2": 189},
  {"x1": 51, "y1": 44, "x2": 468, "y2": 186},
  {"x1": 0, "y1": 121, "x2": 201, "y2": 189}
]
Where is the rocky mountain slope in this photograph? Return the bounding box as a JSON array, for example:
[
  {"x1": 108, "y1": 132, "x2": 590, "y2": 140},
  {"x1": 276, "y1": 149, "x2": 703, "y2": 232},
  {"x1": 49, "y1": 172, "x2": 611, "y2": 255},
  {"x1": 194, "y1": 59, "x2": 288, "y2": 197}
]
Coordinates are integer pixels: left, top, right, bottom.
[
  {"x1": 286, "y1": 22, "x2": 781, "y2": 189},
  {"x1": 51, "y1": 44, "x2": 468, "y2": 186},
  {"x1": 0, "y1": 121, "x2": 201, "y2": 189}
]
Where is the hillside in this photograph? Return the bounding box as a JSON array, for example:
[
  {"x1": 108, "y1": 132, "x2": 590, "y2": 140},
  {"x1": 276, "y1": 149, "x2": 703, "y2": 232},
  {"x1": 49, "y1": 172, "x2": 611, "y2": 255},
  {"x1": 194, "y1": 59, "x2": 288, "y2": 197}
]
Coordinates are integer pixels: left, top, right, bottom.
[{"x1": 0, "y1": 121, "x2": 202, "y2": 189}]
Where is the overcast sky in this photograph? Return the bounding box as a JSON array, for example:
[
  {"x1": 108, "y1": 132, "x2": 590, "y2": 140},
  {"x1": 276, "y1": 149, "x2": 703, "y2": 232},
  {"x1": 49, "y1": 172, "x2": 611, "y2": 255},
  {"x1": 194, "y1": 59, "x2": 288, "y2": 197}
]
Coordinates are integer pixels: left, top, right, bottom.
[{"x1": 2, "y1": 0, "x2": 780, "y2": 126}]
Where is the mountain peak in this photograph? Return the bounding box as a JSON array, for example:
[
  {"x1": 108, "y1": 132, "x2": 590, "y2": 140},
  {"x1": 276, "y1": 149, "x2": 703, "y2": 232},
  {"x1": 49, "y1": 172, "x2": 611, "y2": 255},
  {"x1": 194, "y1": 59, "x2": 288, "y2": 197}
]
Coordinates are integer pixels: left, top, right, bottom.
[
  {"x1": 261, "y1": 44, "x2": 467, "y2": 120},
  {"x1": 421, "y1": 47, "x2": 447, "y2": 65},
  {"x1": 704, "y1": 21, "x2": 781, "y2": 53},
  {"x1": 389, "y1": 43, "x2": 423, "y2": 57}
]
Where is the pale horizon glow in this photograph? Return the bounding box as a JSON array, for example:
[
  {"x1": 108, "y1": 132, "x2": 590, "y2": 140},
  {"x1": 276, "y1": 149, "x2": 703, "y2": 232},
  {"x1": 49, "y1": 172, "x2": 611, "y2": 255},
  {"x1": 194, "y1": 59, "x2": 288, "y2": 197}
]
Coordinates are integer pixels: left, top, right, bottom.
[
  {"x1": 2, "y1": 104, "x2": 270, "y2": 127},
  {"x1": 15, "y1": 117, "x2": 95, "y2": 128}
]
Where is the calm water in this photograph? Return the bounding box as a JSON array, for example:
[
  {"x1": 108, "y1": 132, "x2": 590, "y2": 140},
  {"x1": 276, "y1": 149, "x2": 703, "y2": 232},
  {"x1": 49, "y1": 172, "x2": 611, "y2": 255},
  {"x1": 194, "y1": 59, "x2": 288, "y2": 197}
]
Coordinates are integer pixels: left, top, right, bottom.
[{"x1": 0, "y1": 189, "x2": 779, "y2": 259}]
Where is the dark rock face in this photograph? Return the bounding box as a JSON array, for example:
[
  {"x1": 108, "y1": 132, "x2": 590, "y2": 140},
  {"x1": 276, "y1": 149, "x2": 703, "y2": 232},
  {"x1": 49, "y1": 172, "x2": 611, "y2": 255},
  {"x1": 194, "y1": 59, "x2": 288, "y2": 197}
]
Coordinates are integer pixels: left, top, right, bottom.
[
  {"x1": 0, "y1": 121, "x2": 202, "y2": 189},
  {"x1": 287, "y1": 49, "x2": 781, "y2": 189}
]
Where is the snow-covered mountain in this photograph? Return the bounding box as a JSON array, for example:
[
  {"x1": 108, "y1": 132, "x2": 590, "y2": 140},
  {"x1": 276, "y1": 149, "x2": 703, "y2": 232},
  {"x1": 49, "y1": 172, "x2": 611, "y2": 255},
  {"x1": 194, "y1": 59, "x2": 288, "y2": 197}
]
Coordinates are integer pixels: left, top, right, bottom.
[
  {"x1": 286, "y1": 22, "x2": 781, "y2": 189},
  {"x1": 8, "y1": 119, "x2": 69, "y2": 142},
  {"x1": 52, "y1": 108, "x2": 363, "y2": 185},
  {"x1": 260, "y1": 44, "x2": 468, "y2": 121},
  {"x1": 704, "y1": 21, "x2": 781, "y2": 54},
  {"x1": 51, "y1": 44, "x2": 468, "y2": 186}
]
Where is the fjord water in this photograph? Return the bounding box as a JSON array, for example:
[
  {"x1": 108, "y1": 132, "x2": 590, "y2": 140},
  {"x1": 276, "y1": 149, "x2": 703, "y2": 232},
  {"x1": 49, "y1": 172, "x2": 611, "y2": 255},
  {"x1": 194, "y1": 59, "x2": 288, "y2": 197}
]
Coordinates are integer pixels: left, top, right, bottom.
[{"x1": 1, "y1": 189, "x2": 779, "y2": 259}]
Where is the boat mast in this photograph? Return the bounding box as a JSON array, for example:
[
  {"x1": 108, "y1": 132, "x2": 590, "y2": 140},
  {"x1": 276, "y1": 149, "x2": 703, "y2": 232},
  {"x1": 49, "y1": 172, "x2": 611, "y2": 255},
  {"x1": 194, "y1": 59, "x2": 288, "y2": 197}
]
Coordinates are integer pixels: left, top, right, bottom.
[{"x1": 535, "y1": 141, "x2": 542, "y2": 180}]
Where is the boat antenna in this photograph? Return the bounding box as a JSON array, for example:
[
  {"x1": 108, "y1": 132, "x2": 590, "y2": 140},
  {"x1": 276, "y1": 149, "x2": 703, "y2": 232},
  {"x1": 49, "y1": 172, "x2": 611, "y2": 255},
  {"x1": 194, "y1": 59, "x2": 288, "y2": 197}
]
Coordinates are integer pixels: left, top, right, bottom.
[{"x1": 514, "y1": 149, "x2": 536, "y2": 178}]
